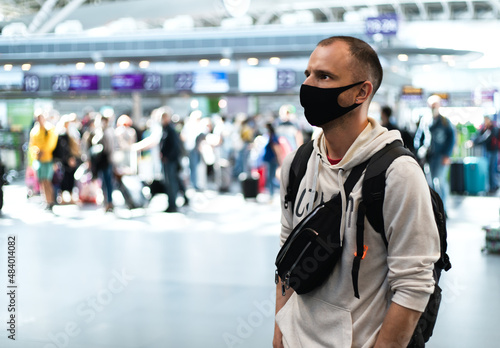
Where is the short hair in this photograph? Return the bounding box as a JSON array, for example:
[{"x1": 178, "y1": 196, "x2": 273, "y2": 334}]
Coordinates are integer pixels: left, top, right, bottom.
[
  {"x1": 317, "y1": 36, "x2": 383, "y2": 97},
  {"x1": 381, "y1": 106, "x2": 392, "y2": 118},
  {"x1": 117, "y1": 114, "x2": 133, "y2": 127},
  {"x1": 427, "y1": 95, "x2": 442, "y2": 107}
]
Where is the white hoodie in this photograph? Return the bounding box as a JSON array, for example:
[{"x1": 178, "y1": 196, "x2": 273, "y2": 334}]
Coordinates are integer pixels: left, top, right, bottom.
[{"x1": 277, "y1": 118, "x2": 440, "y2": 348}]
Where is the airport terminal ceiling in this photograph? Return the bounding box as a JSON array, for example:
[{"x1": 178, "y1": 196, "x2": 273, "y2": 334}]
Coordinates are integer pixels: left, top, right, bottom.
[
  {"x1": 1, "y1": 0, "x2": 500, "y2": 34},
  {"x1": 0, "y1": 1, "x2": 499, "y2": 101}
]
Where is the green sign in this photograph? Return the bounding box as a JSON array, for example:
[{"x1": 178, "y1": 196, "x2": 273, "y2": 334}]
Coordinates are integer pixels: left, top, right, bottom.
[{"x1": 7, "y1": 101, "x2": 34, "y2": 129}]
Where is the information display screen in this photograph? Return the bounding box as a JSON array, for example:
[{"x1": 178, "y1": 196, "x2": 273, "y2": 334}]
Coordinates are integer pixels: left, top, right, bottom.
[
  {"x1": 111, "y1": 74, "x2": 143, "y2": 90},
  {"x1": 23, "y1": 75, "x2": 40, "y2": 92},
  {"x1": 52, "y1": 74, "x2": 99, "y2": 92},
  {"x1": 0, "y1": 71, "x2": 24, "y2": 91},
  {"x1": 192, "y1": 71, "x2": 229, "y2": 93},
  {"x1": 174, "y1": 72, "x2": 194, "y2": 91},
  {"x1": 111, "y1": 73, "x2": 161, "y2": 91},
  {"x1": 238, "y1": 67, "x2": 277, "y2": 93},
  {"x1": 401, "y1": 85, "x2": 424, "y2": 101},
  {"x1": 365, "y1": 14, "x2": 398, "y2": 36},
  {"x1": 277, "y1": 69, "x2": 296, "y2": 90}
]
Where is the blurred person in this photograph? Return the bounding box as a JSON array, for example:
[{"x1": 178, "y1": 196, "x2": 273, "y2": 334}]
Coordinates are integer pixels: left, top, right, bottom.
[
  {"x1": 276, "y1": 104, "x2": 304, "y2": 152},
  {"x1": 237, "y1": 116, "x2": 255, "y2": 175},
  {"x1": 195, "y1": 117, "x2": 216, "y2": 190},
  {"x1": 381, "y1": 105, "x2": 415, "y2": 154},
  {"x1": 53, "y1": 113, "x2": 81, "y2": 204},
  {"x1": 29, "y1": 112, "x2": 58, "y2": 210},
  {"x1": 160, "y1": 108, "x2": 182, "y2": 213},
  {"x1": 427, "y1": 95, "x2": 456, "y2": 212},
  {"x1": 132, "y1": 108, "x2": 164, "y2": 183},
  {"x1": 231, "y1": 113, "x2": 247, "y2": 177},
  {"x1": 474, "y1": 115, "x2": 499, "y2": 193},
  {"x1": 380, "y1": 105, "x2": 398, "y2": 130},
  {"x1": 114, "y1": 114, "x2": 137, "y2": 175},
  {"x1": 211, "y1": 115, "x2": 233, "y2": 192},
  {"x1": 131, "y1": 108, "x2": 189, "y2": 205},
  {"x1": 262, "y1": 123, "x2": 282, "y2": 200},
  {"x1": 413, "y1": 114, "x2": 432, "y2": 169},
  {"x1": 91, "y1": 113, "x2": 115, "y2": 212},
  {"x1": 80, "y1": 113, "x2": 96, "y2": 162},
  {"x1": 181, "y1": 110, "x2": 203, "y2": 190}
]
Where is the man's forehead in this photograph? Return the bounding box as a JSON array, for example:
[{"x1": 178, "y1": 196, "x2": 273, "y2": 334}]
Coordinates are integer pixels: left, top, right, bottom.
[{"x1": 308, "y1": 44, "x2": 351, "y2": 71}]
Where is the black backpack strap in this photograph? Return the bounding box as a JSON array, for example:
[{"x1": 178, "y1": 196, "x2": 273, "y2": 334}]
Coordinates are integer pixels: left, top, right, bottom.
[
  {"x1": 363, "y1": 141, "x2": 413, "y2": 237},
  {"x1": 428, "y1": 187, "x2": 452, "y2": 274},
  {"x1": 284, "y1": 140, "x2": 314, "y2": 211},
  {"x1": 343, "y1": 159, "x2": 369, "y2": 198},
  {"x1": 352, "y1": 140, "x2": 412, "y2": 298},
  {"x1": 352, "y1": 201, "x2": 366, "y2": 299}
]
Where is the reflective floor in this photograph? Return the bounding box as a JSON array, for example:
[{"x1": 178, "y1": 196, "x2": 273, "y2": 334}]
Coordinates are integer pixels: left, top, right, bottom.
[{"x1": 0, "y1": 181, "x2": 499, "y2": 348}]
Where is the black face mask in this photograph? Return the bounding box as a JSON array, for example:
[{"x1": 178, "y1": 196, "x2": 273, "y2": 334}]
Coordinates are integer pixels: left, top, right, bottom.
[{"x1": 300, "y1": 81, "x2": 364, "y2": 127}]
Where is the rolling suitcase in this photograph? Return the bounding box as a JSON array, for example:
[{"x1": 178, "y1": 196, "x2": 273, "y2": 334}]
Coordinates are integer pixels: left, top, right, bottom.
[
  {"x1": 147, "y1": 179, "x2": 167, "y2": 197},
  {"x1": 218, "y1": 159, "x2": 232, "y2": 193},
  {"x1": 253, "y1": 166, "x2": 266, "y2": 193},
  {"x1": 118, "y1": 175, "x2": 148, "y2": 209},
  {"x1": 464, "y1": 157, "x2": 489, "y2": 195},
  {"x1": 25, "y1": 165, "x2": 40, "y2": 198},
  {"x1": 239, "y1": 172, "x2": 259, "y2": 199},
  {"x1": 450, "y1": 160, "x2": 465, "y2": 194},
  {"x1": 482, "y1": 227, "x2": 500, "y2": 253}
]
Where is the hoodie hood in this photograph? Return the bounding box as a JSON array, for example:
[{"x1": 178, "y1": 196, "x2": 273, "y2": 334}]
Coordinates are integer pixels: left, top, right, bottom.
[{"x1": 313, "y1": 117, "x2": 403, "y2": 171}]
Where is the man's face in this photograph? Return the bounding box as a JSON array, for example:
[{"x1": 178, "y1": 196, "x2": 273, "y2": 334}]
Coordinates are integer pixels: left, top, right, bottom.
[
  {"x1": 161, "y1": 114, "x2": 171, "y2": 126},
  {"x1": 303, "y1": 42, "x2": 358, "y2": 107},
  {"x1": 430, "y1": 101, "x2": 440, "y2": 117},
  {"x1": 37, "y1": 115, "x2": 46, "y2": 128},
  {"x1": 484, "y1": 117, "x2": 492, "y2": 127}
]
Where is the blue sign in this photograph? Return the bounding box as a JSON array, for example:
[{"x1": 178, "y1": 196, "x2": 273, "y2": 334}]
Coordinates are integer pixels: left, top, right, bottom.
[{"x1": 365, "y1": 15, "x2": 398, "y2": 36}]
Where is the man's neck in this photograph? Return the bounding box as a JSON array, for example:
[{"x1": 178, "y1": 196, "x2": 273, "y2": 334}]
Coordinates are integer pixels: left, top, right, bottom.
[{"x1": 322, "y1": 113, "x2": 368, "y2": 159}]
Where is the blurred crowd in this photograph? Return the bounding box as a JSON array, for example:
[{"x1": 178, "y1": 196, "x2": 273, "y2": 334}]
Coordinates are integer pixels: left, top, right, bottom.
[
  {"x1": 26, "y1": 104, "x2": 308, "y2": 212},
  {"x1": 23, "y1": 95, "x2": 500, "y2": 215}
]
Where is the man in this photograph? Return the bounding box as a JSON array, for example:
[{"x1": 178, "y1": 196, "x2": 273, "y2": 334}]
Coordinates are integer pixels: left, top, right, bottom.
[
  {"x1": 427, "y1": 95, "x2": 455, "y2": 212},
  {"x1": 380, "y1": 105, "x2": 398, "y2": 131},
  {"x1": 29, "y1": 112, "x2": 58, "y2": 210},
  {"x1": 160, "y1": 108, "x2": 182, "y2": 213},
  {"x1": 276, "y1": 104, "x2": 304, "y2": 152},
  {"x1": 274, "y1": 36, "x2": 440, "y2": 348},
  {"x1": 381, "y1": 105, "x2": 415, "y2": 154},
  {"x1": 91, "y1": 113, "x2": 115, "y2": 212}
]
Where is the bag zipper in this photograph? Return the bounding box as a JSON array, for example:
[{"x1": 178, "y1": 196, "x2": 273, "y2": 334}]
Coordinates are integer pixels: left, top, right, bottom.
[
  {"x1": 276, "y1": 203, "x2": 326, "y2": 264},
  {"x1": 278, "y1": 229, "x2": 318, "y2": 295}
]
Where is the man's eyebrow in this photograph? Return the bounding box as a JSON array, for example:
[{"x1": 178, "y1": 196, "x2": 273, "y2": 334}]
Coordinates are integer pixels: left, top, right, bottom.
[
  {"x1": 304, "y1": 69, "x2": 338, "y2": 78},
  {"x1": 317, "y1": 69, "x2": 337, "y2": 77}
]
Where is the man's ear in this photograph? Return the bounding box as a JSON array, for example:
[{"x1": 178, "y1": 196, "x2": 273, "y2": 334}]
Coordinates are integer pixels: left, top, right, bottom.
[{"x1": 356, "y1": 81, "x2": 373, "y2": 103}]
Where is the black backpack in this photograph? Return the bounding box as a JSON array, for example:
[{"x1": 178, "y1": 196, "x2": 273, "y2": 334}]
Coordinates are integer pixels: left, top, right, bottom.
[{"x1": 284, "y1": 140, "x2": 452, "y2": 348}]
